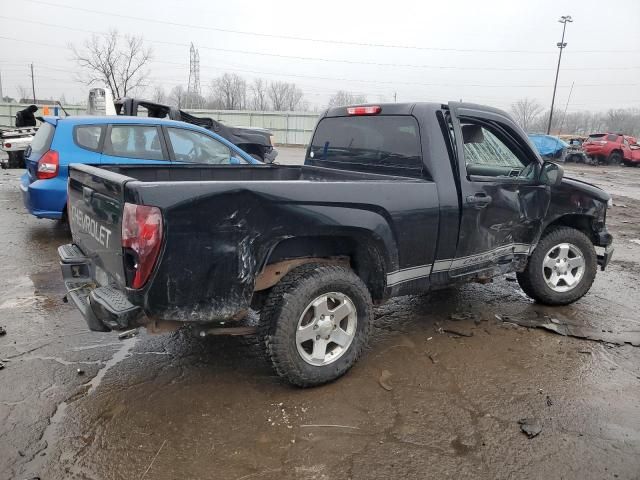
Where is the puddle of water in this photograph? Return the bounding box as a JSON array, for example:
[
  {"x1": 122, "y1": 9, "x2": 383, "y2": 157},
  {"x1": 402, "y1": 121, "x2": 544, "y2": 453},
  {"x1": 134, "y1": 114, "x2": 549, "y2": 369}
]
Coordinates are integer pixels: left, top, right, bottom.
[
  {"x1": 0, "y1": 276, "x2": 35, "y2": 309},
  {"x1": 85, "y1": 336, "x2": 138, "y2": 395}
]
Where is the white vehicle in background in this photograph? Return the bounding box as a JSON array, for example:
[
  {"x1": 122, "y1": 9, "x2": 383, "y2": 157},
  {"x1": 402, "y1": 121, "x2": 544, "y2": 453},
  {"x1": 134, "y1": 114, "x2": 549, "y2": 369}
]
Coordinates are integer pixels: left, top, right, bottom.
[{"x1": 1, "y1": 126, "x2": 38, "y2": 168}]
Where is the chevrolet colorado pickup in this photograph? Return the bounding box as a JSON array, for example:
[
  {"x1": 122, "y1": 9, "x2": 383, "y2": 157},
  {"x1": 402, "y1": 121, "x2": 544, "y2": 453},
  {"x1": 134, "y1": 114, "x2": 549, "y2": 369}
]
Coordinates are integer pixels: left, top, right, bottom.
[{"x1": 59, "y1": 102, "x2": 614, "y2": 386}]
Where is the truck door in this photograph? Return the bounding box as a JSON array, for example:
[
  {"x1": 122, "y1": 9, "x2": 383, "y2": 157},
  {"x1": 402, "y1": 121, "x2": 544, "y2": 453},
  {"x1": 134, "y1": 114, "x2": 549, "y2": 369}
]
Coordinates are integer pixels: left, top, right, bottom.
[{"x1": 441, "y1": 102, "x2": 550, "y2": 279}]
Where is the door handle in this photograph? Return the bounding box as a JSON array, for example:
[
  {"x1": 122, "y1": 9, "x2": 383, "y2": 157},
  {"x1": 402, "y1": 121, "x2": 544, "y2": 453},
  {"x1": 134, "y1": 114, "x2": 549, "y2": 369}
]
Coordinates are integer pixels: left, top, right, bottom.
[{"x1": 466, "y1": 193, "x2": 492, "y2": 208}]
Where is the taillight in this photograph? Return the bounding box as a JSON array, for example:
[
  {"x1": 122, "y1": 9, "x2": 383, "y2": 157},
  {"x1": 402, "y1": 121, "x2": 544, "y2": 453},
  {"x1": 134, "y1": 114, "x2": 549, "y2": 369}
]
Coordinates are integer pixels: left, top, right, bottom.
[
  {"x1": 121, "y1": 203, "x2": 163, "y2": 289},
  {"x1": 347, "y1": 105, "x2": 381, "y2": 115},
  {"x1": 4, "y1": 143, "x2": 10, "y2": 148},
  {"x1": 36, "y1": 150, "x2": 59, "y2": 179}
]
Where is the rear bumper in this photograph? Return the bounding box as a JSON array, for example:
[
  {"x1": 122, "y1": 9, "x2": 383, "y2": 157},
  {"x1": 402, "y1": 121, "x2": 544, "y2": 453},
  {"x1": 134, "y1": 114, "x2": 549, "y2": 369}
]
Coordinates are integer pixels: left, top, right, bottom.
[
  {"x1": 20, "y1": 173, "x2": 66, "y2": 219},
  {"x1": 59, "y1": 243, "x2": 143, "y2": 331}
]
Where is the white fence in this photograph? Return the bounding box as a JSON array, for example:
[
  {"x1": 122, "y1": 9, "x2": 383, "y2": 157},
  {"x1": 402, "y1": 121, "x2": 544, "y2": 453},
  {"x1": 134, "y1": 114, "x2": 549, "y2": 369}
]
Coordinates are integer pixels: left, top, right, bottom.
[{"x1": 0, "y1": 103, "x2": 319, "y2": 146}]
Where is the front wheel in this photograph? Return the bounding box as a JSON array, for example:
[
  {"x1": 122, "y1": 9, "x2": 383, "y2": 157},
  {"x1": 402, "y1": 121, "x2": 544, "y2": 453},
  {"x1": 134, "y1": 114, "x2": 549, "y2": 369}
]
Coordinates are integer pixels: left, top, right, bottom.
[
  {"x1": 259, "y1": 264, "x2": 373, "y2": 387},
  {"x1": 517, "y1": 227, "x2": 597, "y2": 305}
]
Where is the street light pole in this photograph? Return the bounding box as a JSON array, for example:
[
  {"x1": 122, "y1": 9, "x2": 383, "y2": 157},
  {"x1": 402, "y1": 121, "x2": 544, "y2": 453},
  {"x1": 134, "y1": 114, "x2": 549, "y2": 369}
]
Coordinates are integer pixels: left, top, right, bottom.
[{"x1": 547, "y1": 15, "x2": 572, "y2": 135}]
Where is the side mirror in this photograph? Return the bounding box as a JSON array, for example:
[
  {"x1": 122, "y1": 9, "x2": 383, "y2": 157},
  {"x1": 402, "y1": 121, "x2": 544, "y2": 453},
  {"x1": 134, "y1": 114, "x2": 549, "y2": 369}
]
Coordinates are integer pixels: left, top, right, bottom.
[{"x1": 539, "y1": 161, "x2": 564, "y2": 187}]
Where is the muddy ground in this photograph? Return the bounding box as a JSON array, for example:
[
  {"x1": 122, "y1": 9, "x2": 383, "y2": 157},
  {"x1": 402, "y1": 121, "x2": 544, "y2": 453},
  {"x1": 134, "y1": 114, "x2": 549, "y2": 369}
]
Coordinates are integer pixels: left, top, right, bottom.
[{"x1": 1, "y1": 153, "x2": 640, "y2": 479}]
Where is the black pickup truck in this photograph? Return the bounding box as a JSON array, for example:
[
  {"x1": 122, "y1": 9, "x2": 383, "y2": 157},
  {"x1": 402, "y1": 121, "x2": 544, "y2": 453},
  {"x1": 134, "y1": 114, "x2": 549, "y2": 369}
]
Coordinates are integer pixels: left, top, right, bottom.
[{"x1": 59, "y1": 102, "x2": 613, "y2": 386}]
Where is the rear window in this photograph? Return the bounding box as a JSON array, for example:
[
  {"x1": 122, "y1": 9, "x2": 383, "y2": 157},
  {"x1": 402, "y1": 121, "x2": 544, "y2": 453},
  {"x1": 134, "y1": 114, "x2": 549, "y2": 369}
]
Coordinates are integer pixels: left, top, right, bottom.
[
  {"x1": 74, "y1": 125, "x2": 104, "y2": 152},
  {"x1": 29, "y1": 122, "x2": 55, "y2": 156},
  {"x1": 587, "y1": 134, "x2": 605, "y2": 141},
  {"x1": 307, "y1": 115, "x2": 423, "y2": 177}
]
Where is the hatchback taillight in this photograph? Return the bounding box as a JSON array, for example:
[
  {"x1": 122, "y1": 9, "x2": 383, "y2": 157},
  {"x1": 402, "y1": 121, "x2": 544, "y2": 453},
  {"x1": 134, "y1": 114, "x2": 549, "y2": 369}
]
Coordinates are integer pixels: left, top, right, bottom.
[
  {"x1": 121, "y1": 203, "x2": 163, "y2": 289},
  {"x1": 36, "y1": 150, "x2": 59, "y2": 179}
]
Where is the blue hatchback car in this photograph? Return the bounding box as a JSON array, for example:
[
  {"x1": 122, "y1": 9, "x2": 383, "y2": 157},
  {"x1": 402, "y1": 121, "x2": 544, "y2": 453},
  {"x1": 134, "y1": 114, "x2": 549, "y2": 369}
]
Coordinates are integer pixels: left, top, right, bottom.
[{"x1": 21, "y1": 116, "x2": 260, "y2": 220}]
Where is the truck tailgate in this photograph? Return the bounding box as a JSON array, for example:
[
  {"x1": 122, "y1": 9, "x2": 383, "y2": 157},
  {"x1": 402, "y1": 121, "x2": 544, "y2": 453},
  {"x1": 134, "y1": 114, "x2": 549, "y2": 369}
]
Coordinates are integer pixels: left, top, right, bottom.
[{"x1": 67, "y1": 164, "x2": 130, "y2": 288}]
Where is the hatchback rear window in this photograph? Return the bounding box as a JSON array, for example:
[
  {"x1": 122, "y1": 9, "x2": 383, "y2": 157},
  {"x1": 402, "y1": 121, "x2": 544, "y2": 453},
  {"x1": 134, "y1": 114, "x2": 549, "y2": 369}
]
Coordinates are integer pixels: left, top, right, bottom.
[
  {"x1": 29, "y1": 122, "x2": 55, "y2": 157},
  {"x1": 307, "y1": 115, "x2": 423, "y2": 177},
  {"x1": 587, "y1": 134, "x2": 605, "y2": 141}
]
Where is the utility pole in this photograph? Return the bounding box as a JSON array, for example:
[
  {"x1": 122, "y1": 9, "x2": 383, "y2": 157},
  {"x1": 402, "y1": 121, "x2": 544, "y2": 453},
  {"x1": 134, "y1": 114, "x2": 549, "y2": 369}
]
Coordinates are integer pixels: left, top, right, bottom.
[
  {"x1": 30, "y1": 63, "x2": 36, "y2": 103},
  {"x1": 547, "y1": 15, "x2": 572, "y2": 135},
  {"x1": 393, "y1": 92, "x2": 397, "y2": 102},
  {"x1": 0, "y1": 68, "x2": 3, "y2": 101}
]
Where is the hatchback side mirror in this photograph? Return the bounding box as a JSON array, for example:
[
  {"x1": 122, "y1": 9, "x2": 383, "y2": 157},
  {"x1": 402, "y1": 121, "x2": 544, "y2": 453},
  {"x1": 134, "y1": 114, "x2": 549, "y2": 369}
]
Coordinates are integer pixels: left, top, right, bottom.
[{"x1": 539, "y1": 161, "x2": 564, "y2": 187}]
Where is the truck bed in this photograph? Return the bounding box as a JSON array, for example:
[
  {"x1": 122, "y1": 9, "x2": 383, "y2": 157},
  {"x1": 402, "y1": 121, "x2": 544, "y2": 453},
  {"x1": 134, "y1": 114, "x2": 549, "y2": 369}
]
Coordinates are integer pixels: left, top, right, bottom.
[
  {"x1": 97, "y1": 163, "x2": 426, "y2": 183},
  {"x1": 67, "y1": 162, "x2": 440, "y2": 324}
]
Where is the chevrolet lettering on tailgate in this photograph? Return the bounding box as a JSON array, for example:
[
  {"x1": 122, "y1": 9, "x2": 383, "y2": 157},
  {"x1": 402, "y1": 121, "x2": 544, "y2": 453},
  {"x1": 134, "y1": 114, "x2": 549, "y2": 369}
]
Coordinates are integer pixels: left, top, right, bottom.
[{"x1": 70, "y1": 204, "x2": 113, "y2": 249}]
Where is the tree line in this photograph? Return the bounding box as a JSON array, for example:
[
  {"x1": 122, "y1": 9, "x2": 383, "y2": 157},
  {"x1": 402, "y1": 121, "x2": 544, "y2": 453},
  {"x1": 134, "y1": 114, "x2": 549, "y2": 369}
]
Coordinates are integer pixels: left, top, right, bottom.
[
  {"x1": 152, "y1": 74, "x2": 308, "y2": 111},
  {"x1": 510, "y1": 98, "x2": 640, "y2": 137}
]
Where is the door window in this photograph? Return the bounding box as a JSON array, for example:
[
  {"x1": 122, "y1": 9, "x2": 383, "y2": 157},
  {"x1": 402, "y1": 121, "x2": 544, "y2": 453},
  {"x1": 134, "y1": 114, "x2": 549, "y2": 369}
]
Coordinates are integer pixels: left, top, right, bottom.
[
  {"x1": 105, "y1": 125, "x2": 164, "y2": 160},
  {"x1": 461, "y1": 123, "x2": 532, "y2": 179},
  {"x1": 167, "y1": 128, "x2": 235, "y2": 164}
]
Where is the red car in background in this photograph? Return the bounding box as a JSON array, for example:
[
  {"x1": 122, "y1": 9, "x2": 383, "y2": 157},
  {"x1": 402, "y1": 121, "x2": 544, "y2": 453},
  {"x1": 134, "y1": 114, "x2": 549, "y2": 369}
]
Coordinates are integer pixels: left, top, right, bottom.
[{"x1": 582, "y1": 133, "x2": 638, "y2": 165}]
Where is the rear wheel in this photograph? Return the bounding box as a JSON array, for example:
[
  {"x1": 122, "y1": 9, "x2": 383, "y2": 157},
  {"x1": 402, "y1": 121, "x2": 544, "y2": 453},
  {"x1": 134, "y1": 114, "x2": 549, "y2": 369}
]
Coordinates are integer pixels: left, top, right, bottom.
[
  {"x1": 607, "y1": 151, "x2": 622, "y2": 165},
  {"x1": 7, "y1": 151, "x2": 24, "y2": 168},
  {"x1": 517, "y1": 227, "x2": 597, "y2": 305},
  {"x1": 259, "y1": 264, "x2": 372, "y2": 387}
]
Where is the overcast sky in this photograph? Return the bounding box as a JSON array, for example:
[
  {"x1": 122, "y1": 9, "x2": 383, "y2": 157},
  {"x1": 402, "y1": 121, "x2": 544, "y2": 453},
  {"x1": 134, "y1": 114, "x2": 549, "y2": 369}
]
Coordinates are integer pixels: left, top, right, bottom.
[{"x1": 1, "y1": 0, "x2": 639, "y2": 111}]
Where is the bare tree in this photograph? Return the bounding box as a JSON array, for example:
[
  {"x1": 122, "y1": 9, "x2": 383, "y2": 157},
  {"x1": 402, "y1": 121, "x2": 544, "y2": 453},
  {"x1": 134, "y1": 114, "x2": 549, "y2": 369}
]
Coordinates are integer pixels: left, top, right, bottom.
[
  {"x1": 268, "y1": 81, "x2": 305, "y2": 111},
  {"x1": 16, "y1": 85, "x2": 30, "y2": 102},
  {"x1": 152, "y1": 85, "x2": 167, "y2": 104},
  {"x1": 71, "y1": 30, "x2": 152, "y2": 98},
  {"x1": 267, "y1": 81, "x2": 289, "y2": 111},
  {"x1": 328, "y1": 90, "x2": 367, "y2": 107},
  {"x1": 285, "y1": 84, "x2": 304, "y2": 111},
  {"x1": 510, "y1": 98, "x2": 544, "y2": 132},
  {"x1": 168, "y1": 85, "x2": 187, "y2": 109},
  {"x1": 209, "y1": 73, "x2": 247, "y2": 110},
  {"x1": 249, "y1": 78, "x2": 269, "y2": 111}
]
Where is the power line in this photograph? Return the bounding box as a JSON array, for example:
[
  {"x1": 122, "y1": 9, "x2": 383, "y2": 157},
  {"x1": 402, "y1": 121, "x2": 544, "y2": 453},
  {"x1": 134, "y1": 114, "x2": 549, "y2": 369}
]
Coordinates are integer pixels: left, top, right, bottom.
[
  {"x1": 15, "y1": 2, "x2": 640, "y2": 55},
  {"x1": 1, "y1": 35, "x2": 638, "y2": 92},
  {"x1": 3, "y1": 17, "x2": 640, "y2": 74}
]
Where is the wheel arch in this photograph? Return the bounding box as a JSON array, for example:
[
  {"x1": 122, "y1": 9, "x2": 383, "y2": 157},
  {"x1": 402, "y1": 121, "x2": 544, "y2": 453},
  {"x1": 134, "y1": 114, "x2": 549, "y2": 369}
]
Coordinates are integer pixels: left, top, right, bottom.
[
  {"x1": 256, "y1": 233, "x2": 391, "y2": 302},
  {"x1": 542, "y1": 214, "x2": 599, "y2": 245}
]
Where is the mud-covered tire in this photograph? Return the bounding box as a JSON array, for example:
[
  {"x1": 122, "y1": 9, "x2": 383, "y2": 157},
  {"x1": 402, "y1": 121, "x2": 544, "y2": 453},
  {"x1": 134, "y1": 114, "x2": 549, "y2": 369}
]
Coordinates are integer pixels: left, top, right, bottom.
[
  {"x1": 517, "y1": 227, "x2": 597, "y2": 305},
  {"x1": 607, "y1": 151, "x2": 622, "y2": 165},
  {"x1": 7, "y1": 151, "x2": 24, "y2": 169},
  {"x1": 259, "y1": 264, "x2": 373, "y2": 387}
]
